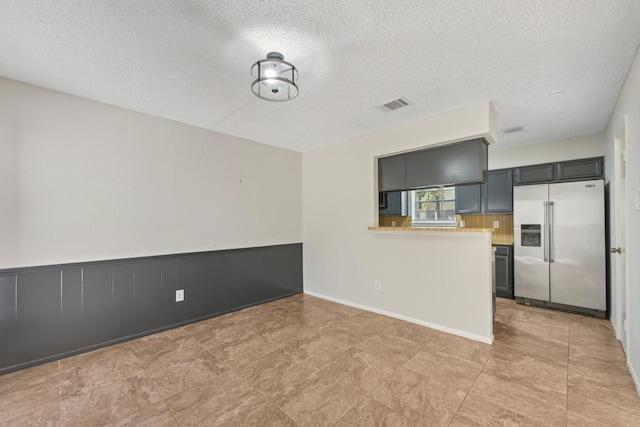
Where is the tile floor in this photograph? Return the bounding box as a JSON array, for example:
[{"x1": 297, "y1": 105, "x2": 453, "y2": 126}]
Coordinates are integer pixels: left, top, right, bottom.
[{"x1": 1, "y1": 294, "x2": 639, "y2": 426}]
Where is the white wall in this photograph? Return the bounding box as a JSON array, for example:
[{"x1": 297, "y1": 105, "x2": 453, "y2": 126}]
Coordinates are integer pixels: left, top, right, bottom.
[
  {"x1": 0, "y1": 77, "x2": 302, "y2": 269},
  {"x1": 303, "y1": 103, "x2": 496, "y2": 342},
  {"x1": 488, "y1": 133, "x2": 605, "y2": 170},
  {"x1": 605, "y1": 48, "x2": 640, "y2": 393}
]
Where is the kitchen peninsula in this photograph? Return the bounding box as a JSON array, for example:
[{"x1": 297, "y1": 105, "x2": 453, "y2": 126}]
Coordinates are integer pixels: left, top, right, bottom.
[
  {"x1": 366, "y1": 225, "x2": 495, "y2": 344},
  {"x1": 303, "y1": 103, "x2": 498, "y2": 348}
]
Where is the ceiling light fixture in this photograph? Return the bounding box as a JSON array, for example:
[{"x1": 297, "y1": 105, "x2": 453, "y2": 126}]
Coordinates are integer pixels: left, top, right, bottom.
[{"x1": 251, "y1": 52, "x2": 298, "y2": 102}]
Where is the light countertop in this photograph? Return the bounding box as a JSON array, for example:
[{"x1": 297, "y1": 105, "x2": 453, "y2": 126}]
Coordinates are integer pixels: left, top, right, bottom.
[
  {"x1": 492, "y1": 239, "x2": 514, "y2": 245},
  {"x1": 369, "y1": 227, "x2": 513, "y2": 244},
  {"x1": 368, "y1": 226, "x2": 494, "y2": 233}
]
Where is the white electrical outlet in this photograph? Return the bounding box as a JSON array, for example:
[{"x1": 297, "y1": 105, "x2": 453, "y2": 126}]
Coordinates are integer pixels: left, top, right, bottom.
[
  {"x1": 493, "y1": 221, "x2": 500, "y2": 228},
  {"x1": 391, "y1": 220, "x2": 396, "y2": 227},
  {"x1": 374, "y1": 280, "x2": 382, "y2": 291},
  {"x1": 459, "y1": 220, "x2": 465, "y2": 228},
  {"x1": 176, "y1": 289, "x2": 184, "y2": 302}
]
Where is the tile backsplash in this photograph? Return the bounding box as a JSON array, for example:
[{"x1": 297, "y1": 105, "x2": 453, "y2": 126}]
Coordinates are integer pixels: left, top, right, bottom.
[
  {"x1": 378, "y1": 213, "x2": 514, "y2": 245},
  {"x1": 378, "y1": 215, "x2": 412, "y2": 227},
  {"x1": 459, "y1": 213, "x2": 514, "y2": 244}
]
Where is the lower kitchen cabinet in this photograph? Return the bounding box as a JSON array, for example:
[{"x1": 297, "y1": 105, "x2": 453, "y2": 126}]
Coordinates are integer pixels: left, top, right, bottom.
[{"x1": 494, "y1": 245, "x2": 513, "y2": 299}]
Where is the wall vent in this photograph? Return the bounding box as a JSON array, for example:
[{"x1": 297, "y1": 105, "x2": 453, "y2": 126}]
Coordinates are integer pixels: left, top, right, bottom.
[
  {"x1": 501, "y1": 125, "x2": 525, "y2": 134},
  {"x1": 382, "y1": 98, "x2": 409, "y2": 111}
]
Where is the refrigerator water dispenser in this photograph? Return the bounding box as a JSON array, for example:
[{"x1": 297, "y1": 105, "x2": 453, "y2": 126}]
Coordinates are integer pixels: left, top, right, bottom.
[{"x1": 521, "y1": 224, "x2": 541, "y2": 247}]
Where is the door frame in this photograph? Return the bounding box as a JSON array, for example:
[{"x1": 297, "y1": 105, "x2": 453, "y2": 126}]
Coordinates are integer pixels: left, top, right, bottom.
[{"x1": 613, "y1": 115, "x2": 629, "y2": 352}]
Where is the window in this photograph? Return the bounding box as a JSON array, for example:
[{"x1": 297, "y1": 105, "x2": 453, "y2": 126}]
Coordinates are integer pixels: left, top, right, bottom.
[{"x1": 410, "y1": 187, "x2": 457, "y2": 226}]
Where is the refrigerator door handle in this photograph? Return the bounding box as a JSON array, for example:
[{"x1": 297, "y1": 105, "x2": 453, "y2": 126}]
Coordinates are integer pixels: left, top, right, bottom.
[
  {"x1": 548, "y1": 201, "x2": 555, "y2": 263},
  {"x1": 543, "y1": 201, "x2": 549, "y2": 262}
]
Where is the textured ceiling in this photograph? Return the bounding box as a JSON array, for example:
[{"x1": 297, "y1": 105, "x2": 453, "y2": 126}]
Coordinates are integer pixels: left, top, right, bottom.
[{"x1": 1, "y1": 1, "x2": 640, "y2": 152}]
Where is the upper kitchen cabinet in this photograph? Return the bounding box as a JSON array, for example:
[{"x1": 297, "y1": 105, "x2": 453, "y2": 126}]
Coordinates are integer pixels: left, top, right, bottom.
[
  {"x1": 513, "y1": 163, "x2": 554, "y2": 185},
  {"x1": 378, "y1": 138, "x2": 488, "y2": 192},
  {"x1": 557, "y1": 157, "x2": 603, "y2": 181},
  {"x1": 484, "y1": 169, "x2": 513, "y2": 213},
  {"x1": 405, "y1": 138, "x2": 488, "y2": 188},
  {"x1": 455, "y1": 184, "x2": 482, "y2": 214},
  {"x1": 514, "y1": 157, "x2": 603, "y2": 185},
  {"x1": 378, "y1": 154, "x2": 406, "y2": 192},
  {"x1": 455, "y1": 168, "x2": 513, "y2": 214},
  {"x1": 380, "y1": 191, "x2": 409, "y2": 216}
]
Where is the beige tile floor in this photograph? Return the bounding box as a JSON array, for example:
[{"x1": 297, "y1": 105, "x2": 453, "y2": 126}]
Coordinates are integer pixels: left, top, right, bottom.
[{"x1": 1, "y1": 295, "x2": 639, "y2": 426}]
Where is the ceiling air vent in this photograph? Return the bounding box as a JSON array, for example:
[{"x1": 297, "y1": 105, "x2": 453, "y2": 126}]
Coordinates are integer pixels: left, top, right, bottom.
[
  {"x1": 501, "y1": 125, "x2": 525, "y2": 135},
  {"x1": 382, "y1": 98, "x2": 409, "y2": 111}
]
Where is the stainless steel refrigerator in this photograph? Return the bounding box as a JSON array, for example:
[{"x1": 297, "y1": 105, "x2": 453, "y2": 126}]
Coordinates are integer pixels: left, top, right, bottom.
[{"x1": 513, "y1": 179, "x2": 606, "y2": 317}]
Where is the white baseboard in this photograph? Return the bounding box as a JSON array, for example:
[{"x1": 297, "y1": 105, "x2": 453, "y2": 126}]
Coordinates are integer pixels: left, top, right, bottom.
[
  {"x1": 629, "y1": 360, "x2": 640, "y2": 398},
  {"x1": 303, "y1": 290, "x2": 493, "y2": 345},
  {"x1": 611, "y1": 317, "x2": 621, "y2": 339}
]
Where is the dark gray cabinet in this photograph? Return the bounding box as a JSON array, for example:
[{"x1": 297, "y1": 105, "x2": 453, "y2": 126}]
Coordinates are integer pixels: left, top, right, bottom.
[
  {"x1": 484, "y1": 169, "x2": 513, "y2": 213},
  {"x1": 380, "y1": 191, "x2": 408, "y2": 216},
  {"x1": 455, "y1": 184, "x2": 482, "y2": 214},
  {"x1": 378, "y1": 138, "x2": 488, "y2": 192},
  {"x1": 494, "y1": 245, "x2": 513, "y2": 299},
  {"x1": 513, "y1": 163, "x2": 554, "y2": 185},
  {"x1": 378, "y1": 155, "x2": 406, "y2": 192},
  {"x1": 557, "y1": 157, "x2": 603, "y2": 181},
  {"x1": 514, "y1": 157, "x2": 603, "y2": 185},
  {"x1": 405, "y1": 138, "x2": 488, "y2": 188},
  {"x1": 455, "y1": 169, "x2": 512, "y2": 214}
]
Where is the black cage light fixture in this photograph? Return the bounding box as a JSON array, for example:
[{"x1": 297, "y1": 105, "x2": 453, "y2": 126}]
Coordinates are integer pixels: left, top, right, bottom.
[{"x1": 251, "y1": 52, "x2": 298, "y2": 101}]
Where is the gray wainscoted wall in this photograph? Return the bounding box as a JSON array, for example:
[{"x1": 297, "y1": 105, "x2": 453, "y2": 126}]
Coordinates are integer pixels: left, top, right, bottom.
[{"x1": 0, "y1": 243, "x2": 302, "y2": 375}]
